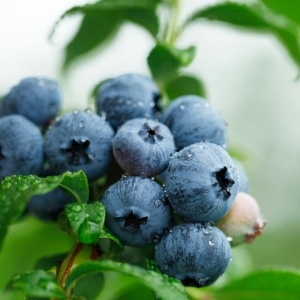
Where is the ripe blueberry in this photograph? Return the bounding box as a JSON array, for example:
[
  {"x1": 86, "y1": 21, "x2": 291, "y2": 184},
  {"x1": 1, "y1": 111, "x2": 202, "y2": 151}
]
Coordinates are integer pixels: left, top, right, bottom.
[
  {"x1": 233, "y1": 159, "x2": 250, "y2": 193},
  {"x1": 155, "y1": 223, "x2": 232, "y2": 287},
  {"x1": 0, "y1": 77, "x2": 62, "y2": 128},
  {"x1": 44, "y1": 110, "x2": 114, "y2": 181},
  {"x1": 112, "y1": 118, "x2": 175, "y2": 177},
  {"x1": 0, "y1": 115, "x2": 43, "y2": 180},
  {"x1": 102, "y1": 176, "x2": 172, "y2": 247},
  {"x1": 29, "y1": 188, "x2": 73, "y2": 221},
  {"x1": 96, "y1": 73, "x2": 161, "y2": 130},
  {"x1": 166, "y1": 142, "x2": 240, "y2": 222},
  {"x1": 161, "y1": 95, "x2": 227, "y2": 150}
]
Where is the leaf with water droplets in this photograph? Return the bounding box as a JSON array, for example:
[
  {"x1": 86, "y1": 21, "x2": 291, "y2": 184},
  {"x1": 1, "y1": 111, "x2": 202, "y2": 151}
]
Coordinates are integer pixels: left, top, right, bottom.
[
  {"x1": 0, "y1": 170, "x2": 89, "y2": 250},
  {"x1": 65, "y1": 260, "x2": 188, "y2": 300},
  {"x1": 99, "y1": 226, "x2": 124, "y2": 249},
  {"x1": 65, "y1": 202, "x2": 105, "y2": 244},
  {"x1": 5, "y1": 269, "x2": 66, "y2": 299}
]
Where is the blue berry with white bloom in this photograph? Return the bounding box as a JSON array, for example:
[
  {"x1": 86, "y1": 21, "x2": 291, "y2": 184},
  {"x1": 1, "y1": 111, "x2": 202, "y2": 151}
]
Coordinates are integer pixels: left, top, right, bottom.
[{"x1": 102, "y1": 176, "x2": 172, "y2": 247}]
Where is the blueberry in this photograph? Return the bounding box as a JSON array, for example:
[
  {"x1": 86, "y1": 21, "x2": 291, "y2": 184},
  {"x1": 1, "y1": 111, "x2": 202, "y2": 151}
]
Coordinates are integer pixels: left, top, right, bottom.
[
  {"x1": 166, "y1": 142, "x2": 240, "y2": 222},
  {"x1": 0, "y1": 77, "x2": 62, "y2": 128},
  {"x1": 102, "y1": 176, "x2": 172, "y2": 247},
  {"x1": 155, "y1": 223, "x2": 232, "y2": 287},
  {"x1": 216, "y1": 192, "x2": 266, "y2": 246},
  {"x1": 28, "y1": 188, "x2": 73, "y2": 221},
  {"x1": 0, "y1": 115, "x2": 43, "y2": 180},
  {"x1": 161, "y1": 95, "x2": 227, "y2": 150},
  {"x1": 96, "y1": 73, "x2": 161, "y2": 130},
  {"x1": 44, "y1": 110, "x2": 114, "y2": 182},
  {"x1": 233, "y1": 159, "x2": 250, "y2": 193},
  {"x1": 112, "y1": 118, "x2": 175, "y2": 177}
]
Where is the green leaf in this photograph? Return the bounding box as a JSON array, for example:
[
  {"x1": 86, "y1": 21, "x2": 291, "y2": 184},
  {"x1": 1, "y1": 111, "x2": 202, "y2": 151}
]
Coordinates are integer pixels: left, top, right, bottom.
[
  {"x1": 35, "y1": 253, "x2": 68, "y2": 271},
  {"x1": 185, "y1": 2, "x2": 300, "y2": 68},
  {"x1": 0, "y1": 171, "x2": 88, "y2": 250},
  {"x1": 65, "y1": 202, "x2": 105, "y2": 244},
  {"x1": 171, "y1": 46, "x2": 196, "y2": 67},
  {"x1": 5, "y1": 270, "x2": 66, "y2": 299},
  {"x1": 72, "y1": 272, "x2": 104, "y2": 300},
  {"x1": 123, "y1": 8, "x2": 159, "y2": 37},
  {"x1": 99, "y1": 227, "x2": 124, "y2": 249},
  {"x1": 65, "y1": 260, "x2": 188, "y2": 300},
  {"x1": 259, "y1": 0, "x2": 300, "y2": 26},
  {"x1": 214, "y1": 269, "x2": 300, "y2": 300},
  {"x1": 147, "y1": 44, "x2": 196, "y2": 88},
  {"x1": 52, "y1": 0, "x2": 160, "y2": 70},
  {"x1": 165, "y1": 74, "x2": 206, "y2": 100},
  {"x1": 63, "y1": 9, "x2": 122, "y2": 70}
]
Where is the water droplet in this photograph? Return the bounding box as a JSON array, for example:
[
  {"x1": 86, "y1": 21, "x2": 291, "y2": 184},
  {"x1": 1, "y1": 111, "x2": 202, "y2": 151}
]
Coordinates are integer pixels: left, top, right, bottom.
[
  {"x1": 73, "y1": 110, "x2": 79, "y2": 115},
  {"x1": 150, "y1": 102, "x2": 155, "y2": 107},
  {"x1": 73, "y1": 216, "x2": 79, "y2": 221},
  {"x1": 202, "y1": 226, "x2": 211, "y2": 235},
  {"x1": 72, "y1": 204, "x2": 82, "y2": 213},
  {"x1": 154, "y1": 200, "x2": 161, "y2": 206},
  {"x1": 209, "y1": 239, "x2": 215, "y2": 246},
  {"x1": 85, "y1": 107, "x2": 93, "y2": 113},
  {"x1": 230, "y1": 257, "x2": 234, "y2": 261},
  {"x1": 38, "y1": 80, "x2": 45, "y2": 87},
  {"x1": 137, "y1": 100, "x2": 144, "y2": 106},
  {"x1": 79, "y1": 121, "x2": 84, "y2": 128},
  {"x1": 179, "y1": 104, "x2": 185, "y2": 110},
  {"x1": 227, "y1": 236, "x2": 233, "y2": 242},
  {"x1": 164, "y1": 265, "x2": 169, "y2": 270}
]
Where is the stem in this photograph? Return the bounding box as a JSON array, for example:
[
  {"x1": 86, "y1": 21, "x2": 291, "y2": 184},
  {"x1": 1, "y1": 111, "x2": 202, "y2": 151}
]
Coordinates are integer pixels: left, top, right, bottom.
[{"x1": 56, "y1": 241, "x2": 102, "y2": 288}]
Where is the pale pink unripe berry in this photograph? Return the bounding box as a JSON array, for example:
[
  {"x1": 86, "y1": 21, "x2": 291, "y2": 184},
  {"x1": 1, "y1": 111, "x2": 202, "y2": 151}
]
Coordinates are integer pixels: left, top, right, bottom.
[{"x1": 216, "y1": 192, "x2": 266, "y2": 246}]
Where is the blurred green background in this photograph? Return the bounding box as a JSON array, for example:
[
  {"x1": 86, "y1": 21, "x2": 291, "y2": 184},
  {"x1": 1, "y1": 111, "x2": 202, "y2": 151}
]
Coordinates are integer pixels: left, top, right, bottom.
[{"x1": 1, "y1": 0, "x2": 300, "y2": 294}]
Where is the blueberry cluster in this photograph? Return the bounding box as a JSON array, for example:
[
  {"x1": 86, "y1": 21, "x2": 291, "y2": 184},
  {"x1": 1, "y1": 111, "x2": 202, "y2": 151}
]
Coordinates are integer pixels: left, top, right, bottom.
[{"x1": 0, "y1": 73, "x2": 265, "y2": 287}]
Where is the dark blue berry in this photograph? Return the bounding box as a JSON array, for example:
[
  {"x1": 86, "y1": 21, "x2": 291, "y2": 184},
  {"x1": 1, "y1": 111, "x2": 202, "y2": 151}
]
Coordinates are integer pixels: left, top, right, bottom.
[
  {"x1": 102, "y1": 176, "x2": 172, "y2": 247},
  {"x1": 155, "y1": 223, "x2": 232, "y2": 287},
  {"x1": 166, "y1": 142, "x2": 240, "y2": 222},
  {"x1": 112, "y1": 118, "x2": 175, "y2": 177},
  {"x1": 28, "y1": 188, "x2": 73, "y2": 221},
  {"x1": 233, "y1": 159, "x2": 250, "y2": 193},
  {"x1": 44, "y1": 110, "x2": 114, "y2": 181},
  {"x1": 0, "y1": 77, "x2": 62, "y2": 128},
  {"x1": 161, "y1": 95, "x2": 227, "y2": 150},
  {"x1": 96, "y1": 73, "x2": 161, "y2": 130},
  {"x1": 0, "y1": 115, "x2": 43, "y2": 180}
]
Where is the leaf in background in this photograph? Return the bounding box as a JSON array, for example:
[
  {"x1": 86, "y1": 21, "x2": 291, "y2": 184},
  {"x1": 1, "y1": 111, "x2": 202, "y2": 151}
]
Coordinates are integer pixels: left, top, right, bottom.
[
  {"x1": 5, "y1": 270, "x2": 66, "y2": 299},
  {"x1": 165, "y1": 74, "x2": 206, "y2": 100},
  {"x1": 184, "y1": 2, "x2": 300, "y2": 68},
  {"x1": 0, "y1": 171, "x2": 88, "y2": 250},
  {"x1": 171, "y1": 46, "x2": 196, "y2": 66},
  {"x1": 65, "y1": 202, "x2": 105, "y2": 244},
  {"x1": 147, "y1": 44, "x2": 196, "y2": 89},
  {"x1": 51, "y1": 0, "x2": 161, "y2": 70},
  {"x1": 100, "y1": 227, "x2": 124, "y2": 249},
  {"x1": 63, "y1": 9, "x2": 122, "y2": 71},
  {"x1": 72, "y1": 272, "x2": 104, "y2": 300},
  {"x1": 123, "y1": 7, "x2": 159, "y2": 37},
  {"x1": 65, "y1": 260, "x2": 188, "y2": 300},
  {"x1": 259, "y1": 0, "x2": 300, "y2": 27},
  {"x1": 35, "y1": 253, "x2": 68, "y2": 271},
  {"x1": 214, "y1": 269, "x2": 300, "y2": 300}
]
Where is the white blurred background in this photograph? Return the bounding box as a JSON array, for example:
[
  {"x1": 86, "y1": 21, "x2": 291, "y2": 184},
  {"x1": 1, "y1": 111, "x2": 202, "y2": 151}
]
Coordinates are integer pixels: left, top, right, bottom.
[{"x1": 1, "y1": 0, "x2": 300, "y2": 270}]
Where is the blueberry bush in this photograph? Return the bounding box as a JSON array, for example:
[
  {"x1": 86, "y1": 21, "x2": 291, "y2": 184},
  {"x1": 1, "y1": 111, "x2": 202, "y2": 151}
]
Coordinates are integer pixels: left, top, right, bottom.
[{"x1": 1, "y1": 0, "x2": 300, "y2": 299}]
